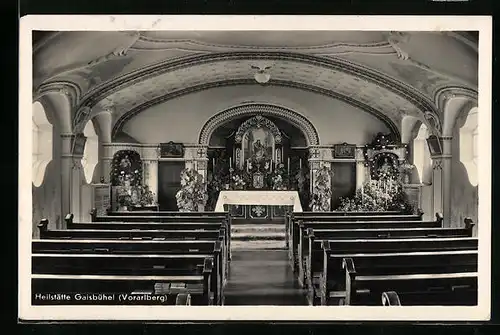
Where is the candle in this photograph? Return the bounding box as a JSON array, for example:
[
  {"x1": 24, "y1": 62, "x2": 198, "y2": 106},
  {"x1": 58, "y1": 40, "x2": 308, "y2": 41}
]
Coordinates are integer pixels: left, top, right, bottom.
[
  {"x1": 287, "y1": 157, "x2": 290, "y2": 174},
  {"x1": 229, "y1": 157, "x2": 232, "y2": 169},
  {"x1": 213, "y1": 158, "x2": 215, "y2": 168},
  {"x1": 299, "y1": 158, "x2": 302, "y2": 170}
]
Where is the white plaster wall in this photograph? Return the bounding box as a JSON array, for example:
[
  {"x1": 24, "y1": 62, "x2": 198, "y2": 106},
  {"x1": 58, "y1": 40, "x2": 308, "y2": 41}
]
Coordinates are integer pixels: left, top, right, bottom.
[{"x1": 121, "y1": 85, "x2": 391, "y2": 145}]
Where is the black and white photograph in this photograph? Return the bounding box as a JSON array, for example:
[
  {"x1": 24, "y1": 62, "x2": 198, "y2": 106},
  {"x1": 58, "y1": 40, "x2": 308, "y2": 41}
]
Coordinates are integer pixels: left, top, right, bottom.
[{"x1": 19, "y1": 16, "x2": 492, "y2": 321}]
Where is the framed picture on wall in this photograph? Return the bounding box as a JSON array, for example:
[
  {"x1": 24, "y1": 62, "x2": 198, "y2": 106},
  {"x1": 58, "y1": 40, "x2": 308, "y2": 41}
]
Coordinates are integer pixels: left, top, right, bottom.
[
  {"x1": 160, "y1": 141, "x2": 184, "y2": 158},
  {"x1": 333, "y1": 142, "x2": 356, "y2": 159}
]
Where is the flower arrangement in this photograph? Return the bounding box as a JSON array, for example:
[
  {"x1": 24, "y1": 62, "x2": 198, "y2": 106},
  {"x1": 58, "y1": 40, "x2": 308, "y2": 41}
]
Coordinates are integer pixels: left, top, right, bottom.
[
  {"x1": 176, "y1": 167, "x2": 208, "y2": 212},
  {"x1": 309, "y1": 164, "x2": 333, "y2": 212},
  {"x1": 399, "y1": 160, "x2": 415, "y2": 184},
  {"x1": 337, "y1": 177, "x2": 413, "y2": 213},
  {"x1": 231, "y1": 174, "x2": 246, "y2": 189},
  {"x1": 116, "y1": 185, "x2": 133, "y2": 210},
  {"x1": 138, "y1": 185, "x2": 157, "y2": 206}
]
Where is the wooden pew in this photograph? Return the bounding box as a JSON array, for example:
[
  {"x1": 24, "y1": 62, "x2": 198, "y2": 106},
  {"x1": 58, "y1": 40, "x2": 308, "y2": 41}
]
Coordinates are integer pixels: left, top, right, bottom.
[
  {"x1": 39, "y1": 220, "x2": 225, "y2": 241},
  {"x1": 64, "y1": 214, "x2": 230, "y2": 277},
  {"x1": 176, "y1": 293, "x2": 191, "y2": 305},
  {"x1": 297, "y1": 215, "x2": 471, "y2": 285},
  {"x1": 90, "y1": 210, "x2": 232, "y2": 260},
  {"x1": 42, "y1": 217, "x2": 230, "y2": 283},
  {"x1": 32, "y1": 238, "x2": 225, "y2": 305},
  {"x1": 342, "y1": 253, "x2": 478, "y2": 306},
  {"x1": 324, "y1": 250, "x2": 478, "y2": 306},
  {"x1": 291, "y1": 213, "x2": 444, "y2": 275},
  {"x1": 287, "y1": 210, "x2": 426, "y2": 268},
  {"x1": 381, "y1": 288, "x2": 477, "y2": 306},
  {"x1": 32, "y1": 257, "x2": 215, "y2": 305},
  {"x1": 304, "y1": 236, "x2": 478, "y2": 305}
]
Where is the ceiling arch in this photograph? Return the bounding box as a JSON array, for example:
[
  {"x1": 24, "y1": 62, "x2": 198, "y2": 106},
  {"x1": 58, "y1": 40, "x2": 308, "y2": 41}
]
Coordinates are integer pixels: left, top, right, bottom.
[
  {"x1": 77, "y1": 51, "x2": 439, "y2": 134},
  {"x1": 33, "y1": 31, "x2": 478, "y2": 139}
]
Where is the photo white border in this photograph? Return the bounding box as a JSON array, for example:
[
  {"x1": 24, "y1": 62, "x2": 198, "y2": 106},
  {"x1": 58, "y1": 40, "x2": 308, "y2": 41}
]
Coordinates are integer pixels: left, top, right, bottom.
[{"x1": 19, "y1": 15, "x2": 492, "y2": 321}]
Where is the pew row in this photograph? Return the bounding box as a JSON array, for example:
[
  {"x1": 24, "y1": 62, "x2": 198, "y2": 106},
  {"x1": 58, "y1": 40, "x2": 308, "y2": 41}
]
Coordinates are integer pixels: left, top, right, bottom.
[
  {"x1": 32, "y1": 258, "x2": 214, "y2": 305},
  {"x1": 381, "y1": 289, "x2": 477, "y2": 306},
  {"x1": 293, "y1": 213, "x2": 445, "y2": 279},
  {"x1": 298, "y1": 216, "x2": 474, "y2": 287},
  {"x1": 89, "y1": 210, "x2": 232, "y2": 260},
  {"x1": 345, "y1": 270, "x2": 478, "y2": 306},
  {"x1": 65, "y1": 214, "x2": 230, "y2": 275},
  {"x1": 326, "y1": 250, "x2": 478, "y2": 306},
  {"x1": 305, "y1": 235, "x2": 478, "y2": 305},
  {"x1": 288, "y1": 211, "x2": 429, "y2": 269},
  {"x1": 42, "y1": 217, "x2": 230, "y2": 283},
  {"x1": 32, "y1": 239, "x2": 225, "y2": 305}
]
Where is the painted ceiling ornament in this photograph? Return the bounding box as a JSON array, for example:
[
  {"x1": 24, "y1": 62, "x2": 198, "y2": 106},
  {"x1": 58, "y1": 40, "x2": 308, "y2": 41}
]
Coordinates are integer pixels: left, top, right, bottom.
[
  {"x1": 87, "y1": 32, "x2": 141, "y2": 67},
  {"x1": 234, "y1": 115, "x2": 282, "y2": 144},
  {"x1": 387, "y1": 31, "x2": 410, "y2": 61}
]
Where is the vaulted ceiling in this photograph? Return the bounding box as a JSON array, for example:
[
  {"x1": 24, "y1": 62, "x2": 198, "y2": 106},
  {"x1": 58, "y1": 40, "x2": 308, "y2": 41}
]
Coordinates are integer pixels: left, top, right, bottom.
[{"x1": 33, "y1": 31, "x2": 478, "y2": 137}]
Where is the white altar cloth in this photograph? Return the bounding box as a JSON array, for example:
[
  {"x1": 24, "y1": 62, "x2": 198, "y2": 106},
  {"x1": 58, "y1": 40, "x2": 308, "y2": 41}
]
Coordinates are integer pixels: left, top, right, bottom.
[{"x1": 214, "y1": 190, "x2": 303, "y2": 212}]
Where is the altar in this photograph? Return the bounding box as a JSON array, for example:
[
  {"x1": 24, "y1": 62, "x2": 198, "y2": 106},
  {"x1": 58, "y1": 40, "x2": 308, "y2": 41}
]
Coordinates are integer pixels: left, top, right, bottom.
[
  {"x1": 214, "y1": 190, "x2": 302, "y2": 220},
  {"x1": 206, "y1": 115, "x2": 310, "y2": 220}
]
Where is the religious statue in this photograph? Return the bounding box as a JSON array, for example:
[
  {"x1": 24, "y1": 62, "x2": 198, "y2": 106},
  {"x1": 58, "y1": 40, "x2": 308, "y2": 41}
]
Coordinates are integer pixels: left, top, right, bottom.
[
  {"x1": 119, "y1": 155, "x2": 132, "y2": 170},
  {"x1": 378, "y1": 157, "x2": 396, "y2": 180},
  {"x1": 252, "y1": 139, "x2": 267, "y2": 161}
]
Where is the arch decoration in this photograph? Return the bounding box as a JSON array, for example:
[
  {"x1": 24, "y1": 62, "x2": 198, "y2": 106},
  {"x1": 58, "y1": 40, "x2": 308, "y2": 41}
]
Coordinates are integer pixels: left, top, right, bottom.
[
  {"x1": 198, "y1": 103, "x2": 320, "y2": 146},
  {"x1": 235, "y1": 115, "x2": 282, "y2": 144}
]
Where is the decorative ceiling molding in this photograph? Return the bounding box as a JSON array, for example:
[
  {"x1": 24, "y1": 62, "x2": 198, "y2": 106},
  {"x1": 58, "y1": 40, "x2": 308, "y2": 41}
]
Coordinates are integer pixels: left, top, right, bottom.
[
  {"x1": 83, "y1": 52, "x2": 438, "y2": 110},
  {"x1": 386, "y1": 31, "x2": 411, "y2": 60},
  {"x1": 134, "y1": 35, "x2": 392, "y2": 52},
  {"x1": 34, "y1": 80, "x2": 82, "y2": 108},
  {"x1": 434, "y1": 86, "x2": 478, "y2": 114},
  {"x1": 197, "y1": 103, "x2": 320, "y2": 146},
  {"x1": 110, "y1": 79, "x2": 402, "y2": 141},
  {"x1": 87, "y1": 32, "x2": 141, "y2": 67},
  {"x1": 76, "y1": 52, "x2": 437, "y2": 130}
]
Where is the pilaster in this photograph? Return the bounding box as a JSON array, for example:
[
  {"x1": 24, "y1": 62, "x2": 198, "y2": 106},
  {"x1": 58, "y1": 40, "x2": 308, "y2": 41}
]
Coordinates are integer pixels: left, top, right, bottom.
[
  {"x1": 355, "y1": 147, "x2": 368, "y2": 189},
  {"x1": 309, "y1": 147, "x2": 333, "y2": 210},
  {"x1": 184, "y1": 144, "x2": 208, "y2": 181},
  {"x1": 60, "y1": 133, "x2": 85, "y2": 223},
  {"x1": 142, "y1": 146, "x2": 159, "y2": 202},
  {"x1": 431, "y1": 136, "x2": 453, "y2": 226}
]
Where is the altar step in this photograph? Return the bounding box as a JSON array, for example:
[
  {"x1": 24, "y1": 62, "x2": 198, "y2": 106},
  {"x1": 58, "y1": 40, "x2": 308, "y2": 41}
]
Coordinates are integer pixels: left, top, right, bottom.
[{"x1": 231, "y1": 223, "x2": 286, "y2": 250}]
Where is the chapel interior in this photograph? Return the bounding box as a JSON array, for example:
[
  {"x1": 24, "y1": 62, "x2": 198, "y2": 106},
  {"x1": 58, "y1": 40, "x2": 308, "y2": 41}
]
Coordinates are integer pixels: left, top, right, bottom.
[{"x1": 30, "y1": 30, "x2": 480, "y2": 306}]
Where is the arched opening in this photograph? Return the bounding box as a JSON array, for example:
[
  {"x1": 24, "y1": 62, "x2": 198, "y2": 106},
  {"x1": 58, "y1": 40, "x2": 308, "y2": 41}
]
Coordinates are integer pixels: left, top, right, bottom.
[
  {"x1": 81, "y1": 120, "x2": 99, "y2": 184},
  {"x1": 413, "y1": 123, "x2": 432, "y2": 185},
  {"x1": 459, "y1": 107, "x2": 478, "y2": 186},
  {"x1": 32, "y1": 101, "x2": 53, "y2": 187}
]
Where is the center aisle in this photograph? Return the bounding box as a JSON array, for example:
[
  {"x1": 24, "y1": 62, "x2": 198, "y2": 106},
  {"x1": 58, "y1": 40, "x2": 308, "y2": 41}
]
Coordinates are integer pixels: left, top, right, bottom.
[{"x1": 223, "y1": 249, "x2": 307, "y2": 305}]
